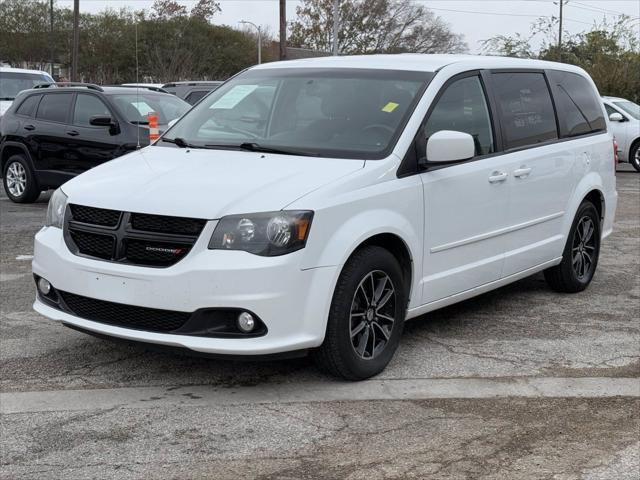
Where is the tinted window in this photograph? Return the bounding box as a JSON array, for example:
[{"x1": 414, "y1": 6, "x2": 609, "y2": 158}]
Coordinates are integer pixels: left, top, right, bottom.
[
  {"x1": 36, "y1": 93, "x2": 73, "y2": 123},
  {"x1": 423, "y1": 76, "x2": 494, "y2": 156},
  {"x1": 492, "y1": 73, "x2": 557, "y2": 149},
  {"x1": 185, "y1": 90, "x2": 209, "y2": 105},
  {"x1": 16, "y1": 95, "x2": 41, "y2": 117},
  {"x1": 547, "y1": 70, "x2": 605, "y2": 137},
  {"x1": 73, "y1": 94, "x2": 111, "y2": 126}
]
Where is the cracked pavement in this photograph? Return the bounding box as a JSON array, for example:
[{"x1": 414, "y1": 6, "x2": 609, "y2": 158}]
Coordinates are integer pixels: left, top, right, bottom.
[{"x1": 1, "y1": 165, "x2": 639, "y2": 479}]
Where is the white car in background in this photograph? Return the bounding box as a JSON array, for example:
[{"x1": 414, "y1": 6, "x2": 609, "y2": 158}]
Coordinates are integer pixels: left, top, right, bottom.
[
  {"x1": 602, "y1": 96, "x2": 640, "y2": 172},
  {"x1": 0, "y1": 67, "x2": 54, "y2": 117}
]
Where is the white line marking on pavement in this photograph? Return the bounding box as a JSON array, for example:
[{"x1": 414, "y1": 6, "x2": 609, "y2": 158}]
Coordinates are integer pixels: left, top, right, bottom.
[
  {"x1": 15, "y1": 255, "x2": 33, "y2": 261},
  {"x1": 2, "y1": 377, "x2": 638, "y2": 414}
]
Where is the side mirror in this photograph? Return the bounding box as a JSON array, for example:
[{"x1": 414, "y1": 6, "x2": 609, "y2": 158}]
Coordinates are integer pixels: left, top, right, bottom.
[
  {"x1": 609, "y1": 112, "x2": 624, "y2": 122},
  {"x1": 89, "y1": 115, "x2": 114, "y2": 127},
  {"x1": 425, "y1": 130, "x2": 475, "y2": 163}
]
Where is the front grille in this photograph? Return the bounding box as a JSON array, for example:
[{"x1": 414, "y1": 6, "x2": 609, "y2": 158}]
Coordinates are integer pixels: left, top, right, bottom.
[
  {"x1": 69, "y1": 230, "x2": 115, "y2": 260},
  {"x1": 65, "y1": 204, "x2": 206, "y2": 267},
  {"x1": 131, "y1": 213, "x2": 206, "y2": 236},
  {"x1": 124, "y1": 239, "x2": 192, "y2": 266},
  {"x1": 69, "y1": 204, "x2": 121, "y2": 227},
  {"x1": 59, "y1": 291, "x2": 190, "y2": 332}
]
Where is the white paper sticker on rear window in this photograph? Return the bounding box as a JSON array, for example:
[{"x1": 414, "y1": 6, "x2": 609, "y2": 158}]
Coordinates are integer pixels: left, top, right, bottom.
[{"x1": 210, "y1": 85, "x2": 258, "y2": 109}]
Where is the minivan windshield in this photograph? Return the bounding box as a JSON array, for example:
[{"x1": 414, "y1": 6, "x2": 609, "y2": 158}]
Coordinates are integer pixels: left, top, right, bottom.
[
  {"x1": 162, "y1": 68, "x2": 432, "y2": 159},
  {"x1": 614, "y1": 101, "x2": 640, "y2": 120},
  {"x1": 110, "y1": 93, "x2": 190, "y2": 125},
  {"x1": 0, "y1": 71, "x2": 53, "y2": 100}
]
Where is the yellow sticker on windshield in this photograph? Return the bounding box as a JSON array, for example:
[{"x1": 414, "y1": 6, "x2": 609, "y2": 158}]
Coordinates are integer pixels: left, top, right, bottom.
[{"x1": 382, "y1": 102, "x2": 399, "y2": 113}]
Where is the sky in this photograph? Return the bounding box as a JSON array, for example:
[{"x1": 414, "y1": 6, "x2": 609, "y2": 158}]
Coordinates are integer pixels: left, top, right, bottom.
[{"x1": 57, "y1": 0, "x2": 640, "y2": 54}]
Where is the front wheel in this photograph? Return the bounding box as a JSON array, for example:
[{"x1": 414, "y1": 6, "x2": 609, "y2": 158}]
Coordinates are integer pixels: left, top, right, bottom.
[
  {"x1": 544, "y1": 200, "x2": 601, "y2": 293},
  {"x1": 2, "y1": 155, "x2": 40, "y2": 203},
  {"x1": 313, "y1": 245, "x2": 407, "y2": 380},
  {"x1": 630, "y1": 142, "x2": 640, "y2": 172}
]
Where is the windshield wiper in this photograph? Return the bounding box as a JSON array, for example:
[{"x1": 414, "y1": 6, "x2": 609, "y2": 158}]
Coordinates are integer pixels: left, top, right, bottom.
[
  {"x1": 0, "y1": 97, "x2": 14, "y2": 101},
  {"x1": 130, "y1": 120, "x2": 150, "y2": 125},
  {"x1": 161, "y1": 137, "x2": 198, "y2": 148},
  {"x1": 237, "y1": 142, "x2": 319, "y2": 157}
]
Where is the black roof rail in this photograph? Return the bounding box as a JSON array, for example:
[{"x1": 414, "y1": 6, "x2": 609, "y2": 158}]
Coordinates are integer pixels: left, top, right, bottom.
[
  {"x1": 162, "y1": 81, "x2": 222, "y2": 87},
  {"x1": 33, "y1": 82, "x2": 104, "y2": 92},
  {"x1": 115, "y1": 85, "x2": 169, "y2": 93}
]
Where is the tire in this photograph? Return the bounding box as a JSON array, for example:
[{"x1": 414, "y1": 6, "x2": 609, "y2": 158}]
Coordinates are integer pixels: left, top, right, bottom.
[
  {"x1": 2, "y1": 155, "x2": 40, "y2": 203},
  {"x1": 313, "y1": 245, "x2": 407, "y2": 380},
  {"x1": 544, "y1": 200, "x2": 601, "y2": 293},
  {"x1": 630, "y1": 141, "x2": 640, "y2": 173}
]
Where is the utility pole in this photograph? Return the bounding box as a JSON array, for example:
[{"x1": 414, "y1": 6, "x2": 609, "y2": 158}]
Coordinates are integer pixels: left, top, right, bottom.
[
  {"x1": 49, "y1": 0, "x2": 54, "y2": 77},
  {"x1": 558, "y1": 0, "x2": 565, "y2": 62},
  {"x1": 71, "y1": 0, "x2": 80, "y2": 81},
  {"x1": 279, "y1": 0, "x2": 287, "y2": 60},
  {"x1": 332, "y1": 0, "x2": 339, "y2": 56}
]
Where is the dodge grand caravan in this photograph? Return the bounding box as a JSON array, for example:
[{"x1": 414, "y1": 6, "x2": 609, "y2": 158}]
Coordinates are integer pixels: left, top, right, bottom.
[{"x1": 32, "y1": 55, "x2": 617, "y2": 380}]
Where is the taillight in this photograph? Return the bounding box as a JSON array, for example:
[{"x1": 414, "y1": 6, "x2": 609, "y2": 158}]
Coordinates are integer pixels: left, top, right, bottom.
[{"x1": 613, "y1": 138, "x2": 619, "y2": 168}]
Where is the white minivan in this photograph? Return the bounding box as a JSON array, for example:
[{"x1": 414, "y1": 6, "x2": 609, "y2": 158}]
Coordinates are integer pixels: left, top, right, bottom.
[{"x1": 33, "y1": 55, "x2": 617, "y2": 380}]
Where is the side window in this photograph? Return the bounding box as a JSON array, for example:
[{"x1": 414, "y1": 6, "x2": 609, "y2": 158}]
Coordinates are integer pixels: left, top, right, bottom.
[
  {"x1": 185, "y1": 90, "x2": 208, "y2": 105},
  {"x1": 547, "y1": 70, "x2": 606, "y2": 137},
  {"x1": 73, "y1": 94, "x2": 111, "y2": 126},
  {"x1": 36, "y1": 93, "x2": 73, "y2": 123},
  {"x1": 16, "y1": 95, "x2": 41, "y2": 117},
  {"x1": 604, "y1": 104, "x2": 620, "y2": 119},
  {"x1": 423, "y1": 75, "x2": 494, "y2": 157},
  {"x1": 491, "y1": 73, "x2": 558, "y2": 149}
]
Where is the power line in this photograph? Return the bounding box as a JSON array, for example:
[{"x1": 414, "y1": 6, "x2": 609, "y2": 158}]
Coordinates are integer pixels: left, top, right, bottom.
[
  {"x1": 423, "y1": 6, "x2": 593, "y2": 25},
  {"x1": 571, "y1": 1, "x2": 634, "y2": 16}
]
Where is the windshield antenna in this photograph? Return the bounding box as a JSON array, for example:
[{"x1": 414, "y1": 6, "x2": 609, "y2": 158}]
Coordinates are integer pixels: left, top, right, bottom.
[{"x1": 135, "y1": 21, "x2": 141, "y2": 150}]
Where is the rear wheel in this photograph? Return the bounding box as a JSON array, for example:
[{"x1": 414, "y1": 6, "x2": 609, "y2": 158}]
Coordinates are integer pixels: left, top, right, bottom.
[
  {"x1": 313, "y1": 245, "x2": 407, "y2": 380},
  {"x1": 544, "y1": 200, "x2": 600, "y2": 293},
  {"x1": 630, "y1": 141, "x2": 640, "y2": 172},
  {"x1": 2, "y1": 155, "x2": 40, "y2": 203}
]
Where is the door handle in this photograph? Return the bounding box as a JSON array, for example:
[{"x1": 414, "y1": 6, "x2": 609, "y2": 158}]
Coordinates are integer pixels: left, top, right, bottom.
[
  {"x1": 66, "y1": 130, "x2": 80, "y2": 136},
  {"x1": 513, "y1": 166, "x2": 532, "y2": 178},
  {"x1": 488, "y1": 171, "x2": 508, "y2": 183},
  {"x1": 23, "y1": 124, "x2": 35, "y2": 131}
]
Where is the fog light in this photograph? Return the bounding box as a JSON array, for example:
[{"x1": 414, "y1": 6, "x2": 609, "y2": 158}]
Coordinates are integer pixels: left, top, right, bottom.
[
  {"x1": 37, "y1": 278, "x2": 51, "y2": 295},
  {"x1": 237, "y1": 312, "x2": 255, "y2": 333}
]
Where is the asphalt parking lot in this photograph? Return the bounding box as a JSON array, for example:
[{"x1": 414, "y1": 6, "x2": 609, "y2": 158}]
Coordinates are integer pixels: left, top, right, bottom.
[{"x1": 1, "y1": 165, "x2": 638, "y2": 479}]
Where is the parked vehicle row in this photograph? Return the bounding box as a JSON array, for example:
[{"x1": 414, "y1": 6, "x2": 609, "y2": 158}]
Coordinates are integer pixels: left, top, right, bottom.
[
  {"x1": 30, "y1": 54, "x2": 617, "y2": 380},
  {"x1": 0, "y1": 83, "x2": 190, "y2": 202}
]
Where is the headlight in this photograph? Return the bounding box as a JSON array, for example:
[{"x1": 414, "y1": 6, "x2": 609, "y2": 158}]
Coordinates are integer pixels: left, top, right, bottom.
[
  {"x1": 45, "y1": 188, "x2": 68, "y2": 228},
  {"x1": 209, "y1": 211, "x2": 313, "y2": 256}
]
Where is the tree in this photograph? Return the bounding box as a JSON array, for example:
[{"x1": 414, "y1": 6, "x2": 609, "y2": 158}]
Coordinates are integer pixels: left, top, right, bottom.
[
  {"x1": 289, "y1": 0, "x2": 467, "y2": 55},
  {"x1": 0, "y1": 0, "x2": 263, "y2": 84},
  {"x1": 481, "y1": 16, "x2": 640, "y2": 102}
]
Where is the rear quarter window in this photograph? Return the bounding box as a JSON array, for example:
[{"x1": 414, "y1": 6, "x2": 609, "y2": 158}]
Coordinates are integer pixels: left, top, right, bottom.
[
  {"x1": 15, "y1": 94, "x2": 41, "y2": 117},
  {"x1": 547, "y1": 70, "x2": 606, "y2": 137},
  {"x1": 491, "y1": 72, "x2": 558, "y2": 149}
]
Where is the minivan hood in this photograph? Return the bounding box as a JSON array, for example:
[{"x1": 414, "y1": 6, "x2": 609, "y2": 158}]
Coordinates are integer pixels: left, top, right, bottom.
[{"x1": 61, "y1": 147, "x2": 365, "y2": 219}]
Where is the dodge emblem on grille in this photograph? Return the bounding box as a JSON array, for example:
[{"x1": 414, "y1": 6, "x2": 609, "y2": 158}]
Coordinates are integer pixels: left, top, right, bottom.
[{"x1": 145, "y1": 246, "x2": 184, "y2": 255}]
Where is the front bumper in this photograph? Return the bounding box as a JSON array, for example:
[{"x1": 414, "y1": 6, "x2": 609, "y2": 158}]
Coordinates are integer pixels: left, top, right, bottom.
[{"x1": 33, "y1": 225, "x2": 338, "y2": 355}]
